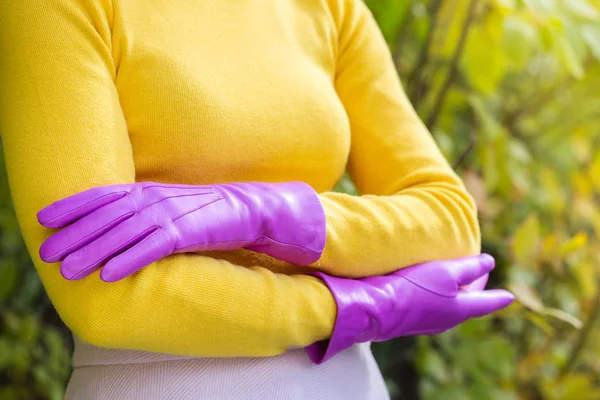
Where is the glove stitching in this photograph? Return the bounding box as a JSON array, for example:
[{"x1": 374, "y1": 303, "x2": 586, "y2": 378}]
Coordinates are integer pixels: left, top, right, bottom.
[
  {"x1": 44, "y1": 191, "x2": 129, "y2": 225},
  {"x1": 400, "y1": 275, "x2": 457, "y2": 299},
  {"x1": 46, "y1": 211, "x2": 137, "y2": 260},
  {"x1": 70, "y1": 225, "x2": 161, "y2": 279}
]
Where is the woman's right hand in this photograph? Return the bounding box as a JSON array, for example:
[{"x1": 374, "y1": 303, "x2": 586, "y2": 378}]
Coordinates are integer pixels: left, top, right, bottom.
[{"x1": 305, "y1": 254, "x2": 514, "y2": 364}]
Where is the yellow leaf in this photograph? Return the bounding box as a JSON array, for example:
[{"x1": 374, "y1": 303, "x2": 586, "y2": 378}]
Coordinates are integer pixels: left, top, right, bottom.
[
  {"x1": 573, "y1": 261, "x2": 598, "y2": 299},
  {"x1": 491, "y1": 0, "x2": 516, "y2": 12},
  {"x1": 573, "y1": 195, "x2": 596, "y2": 221},
  {"x1": 588, "y1": 152, "x2": 600, "y2": 189},
  {"x1": 462, "y1": 25, "x2": 507, "y2": 93},
  {"x1": 544, "y1": 373, "x2": 597, "y2": 400},
  {"x1": 582, "y1": 24, "x2": 600, "y2": 60},
  {"x1": 558, "y1": 233, "x2": 588, "y2": 257},
  {"x1": 556, "y1": 35, "x2": 585, "y2": 79},
  {"x1": 480, "y1": 145, "x2": 499, "y2": 191},
  {"x1": 592, "y1": 209, "x2": 600, "y2": 238},
  {"x1": 572, "y1": 172, "x2": 592, "y2": 197},
  {"x1": 570, "y1": 126, "x2": 592, "y2": 163},
  {"x1": 512, "y1": 215, "x2": 541, "y2": 262},
  {"x1": 540, "y1": 168, "x2": 566, "y2": 213},
  {"x1": 433, "y1": 0, "x2": 471, "y2": 58},
  {"x1": 541, "y1": 234, "x2": 559, "y2": 259},
  {"x1": 564, "y1": 0, "x2": 600, "y2": 21}
]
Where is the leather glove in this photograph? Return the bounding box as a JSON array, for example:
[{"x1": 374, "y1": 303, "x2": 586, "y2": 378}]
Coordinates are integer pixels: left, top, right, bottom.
[
  {"x1": 38, "y1": 181, "x2": 326, "y2": 281},
  {"x1": 305, "y1": 254, "x2": 513, "y2": 364}
]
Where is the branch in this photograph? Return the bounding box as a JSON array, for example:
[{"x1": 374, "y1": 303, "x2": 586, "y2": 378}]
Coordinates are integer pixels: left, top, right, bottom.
[
  {"x1": 559, "y1": 287, "x2": 600, "y2": 377},
  {"x1": 408, "y1": 0, "x2": 444, "y2": 106},
  {"x1": 425, "y1": 0, "x2": 478, "y2": 130},
  {"x1": 393, "y1": 1, "x2": 417, "y2": 65},
  {"x1": 453, "y1": 109, "x2": 477, "y2": 169}
]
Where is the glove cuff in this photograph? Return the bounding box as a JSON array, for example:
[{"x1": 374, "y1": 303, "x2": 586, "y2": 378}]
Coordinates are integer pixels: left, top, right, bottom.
[{"x1": 305, "y1": 272, "x2": 373, "y2": 364}]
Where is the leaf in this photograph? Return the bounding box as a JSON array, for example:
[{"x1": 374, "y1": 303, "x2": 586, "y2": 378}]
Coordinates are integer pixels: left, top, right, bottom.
[
  {"x1": 477, "y1": 337, "x2": 516, "y2": 379},
  {"x1": 469, "y1": 96, "x2": 503, "y2": 138},
  {"x1": 573, "y1": 261, "x2": 597, "y2": 299},
  {"x1": 432, "y1": 130, "x2": 455, "y2": 159},
  {"x1": 582, "y1": 24, "x2": 600, "y2": 59},
  {"x1": 492, "y1": 0, "x2": 516, "y2": 12},
  {"x1": 557, "y1": 232, "x2": 587, "y2": 257},
  {"x1": 539, "y1": 307, "x2": 583, "y2": 329},
  {"x1": 572, "y1": 171, "x2": 592, "y2": 196},
  {"x1": 526, "y1": 312, "x2": 556, "y2": 336},
  {"x1": 563, "y1": 0, "x2": 600, "y2": 21},
  {"x1": 492, "y1": 0, "x2": 516, "y2": 11},
  {"x1": 502, "y1": 16, "x2": 537, "y2": 68},
  {"x1": 522, "y1": 0, "x2": 555, "y2": 15},
  {"x1": 0, "y1": 259, "x2": 18, "y2": 302},
  {"x1": 541, "y1": 373, "x2": 597, "y2": 400},
  {"x1": 434, "y1": 0, "x2": 473, "y2": 58},
  {"x1": 509, "y1": 282, "x2": 544, "y2": 312},
  {"x1": 556, "y1": 34, "x2": 585, "y2": 79},
  {"x1": 592, "y1": 209, "x2": 600, "y2": 238},
  {"x1": 508, "y1": 138, "x2": 532, "y2": 163},
  {"x1": 539, "y1": 168, "x2": 566, "y2": 213},
  {"x1": 426, "y1": 384, "x2": 469, "y2": 400},
  {"x1": 462, "y1": 25, "x2": 507, "y2": 93},
  {"x1": 0, "y1": 338, "x2": 11, "y2": 369},
  {"x1": 18, "y1": 314, "x2": 40, "y2": 343},
  {"x1": 333, "y1": 173, "x2": 357, "y2": 195},
  {"x1": 418, "y1": 350, "x2": 449, "y2": 382},
  {"x1": 588, "y1": 151, "x2": 600, "y2": 189},
  {"x1": 512, "y1": 215, "x2": 541, "y2": 262}
]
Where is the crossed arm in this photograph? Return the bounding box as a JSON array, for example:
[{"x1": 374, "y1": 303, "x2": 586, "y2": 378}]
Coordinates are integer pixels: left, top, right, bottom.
[{"x1": 0, "y1": 0, "x2": 479, "y2": 357}]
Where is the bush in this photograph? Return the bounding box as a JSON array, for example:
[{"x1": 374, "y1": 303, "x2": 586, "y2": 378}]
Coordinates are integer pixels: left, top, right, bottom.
[{"x1": 2, "y1": 0, "x2": 600, "y2": 399}]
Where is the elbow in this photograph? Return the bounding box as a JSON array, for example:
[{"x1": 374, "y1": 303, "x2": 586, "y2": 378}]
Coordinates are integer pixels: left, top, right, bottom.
[
  {"x1": 55, "y1": 296, "x2": 125, "y2": 349},
  {"x1": 64, "y1": 313, "x2": 115, "y2": 349},
  {"x1": 436, "y1": 182, "x2": 481, "y2": 258}
]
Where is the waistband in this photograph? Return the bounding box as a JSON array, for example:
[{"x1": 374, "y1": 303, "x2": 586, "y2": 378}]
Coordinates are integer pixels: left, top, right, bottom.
[
  {"x1": 71, "y1": 335, "x2": 198, "y2": 368},
  {"x1": 71, "y1": 335, "x2": 304, "y2": 368}
]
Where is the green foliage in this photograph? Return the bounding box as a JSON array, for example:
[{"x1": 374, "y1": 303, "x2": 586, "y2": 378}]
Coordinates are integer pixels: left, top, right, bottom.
[
  {"x1": 0, "y1": 152, "x2": 71, "y2": 400},
  {"x1": 1, "y1": 0, "x2": 600, "y2": 399},
  {"x1": 363, "y1": 0, "x2": 600, "y2": 398}
]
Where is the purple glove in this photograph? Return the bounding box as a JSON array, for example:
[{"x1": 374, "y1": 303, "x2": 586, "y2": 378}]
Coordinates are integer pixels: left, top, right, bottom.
[
  {"x1": 305, "y1": 254, "x2": 513, "y2": 364},
  {"x1": 37, "y1": 181, "x2": 326, "y2": 282}
]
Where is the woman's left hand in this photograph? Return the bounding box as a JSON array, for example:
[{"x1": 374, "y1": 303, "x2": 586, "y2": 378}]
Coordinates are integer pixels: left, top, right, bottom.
[{"x1": 37, "y1": 181, "x2": 326, "y2": 282}]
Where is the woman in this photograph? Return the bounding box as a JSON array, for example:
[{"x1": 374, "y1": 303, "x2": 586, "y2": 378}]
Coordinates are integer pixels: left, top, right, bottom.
[{"x1": 0, "y1": 0, "x2": 513, "y2": 399}]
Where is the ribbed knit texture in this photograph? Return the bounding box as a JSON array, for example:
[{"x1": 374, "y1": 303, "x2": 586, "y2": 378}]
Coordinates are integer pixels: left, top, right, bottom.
[{"x1": 0, "y1": 0, "x2": 480, "y2": 360}]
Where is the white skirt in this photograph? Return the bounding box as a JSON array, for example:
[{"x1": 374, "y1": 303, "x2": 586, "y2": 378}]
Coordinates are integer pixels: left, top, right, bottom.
[{"x1": 65, "y1": 336, "x2": 390, "y2": 400}]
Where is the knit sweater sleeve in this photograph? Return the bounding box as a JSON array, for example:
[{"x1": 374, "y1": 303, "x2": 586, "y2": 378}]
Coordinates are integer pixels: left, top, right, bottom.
[
  {"x1": 314, "y1": 0, "x2": 481, "y2": 278},
  {"x1": 0, "y1": 0, "x2": 335, "y2": 357}
]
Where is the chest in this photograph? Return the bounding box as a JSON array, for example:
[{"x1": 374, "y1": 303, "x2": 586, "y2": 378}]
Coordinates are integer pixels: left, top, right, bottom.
[{"x1": 112, "y1": 0, "x2": 351, "y2": 191}]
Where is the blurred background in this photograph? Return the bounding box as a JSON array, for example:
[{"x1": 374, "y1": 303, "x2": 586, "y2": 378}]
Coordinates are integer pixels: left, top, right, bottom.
[{"x1": 1, "y1": 0, "x2": 600, "y2": 399}]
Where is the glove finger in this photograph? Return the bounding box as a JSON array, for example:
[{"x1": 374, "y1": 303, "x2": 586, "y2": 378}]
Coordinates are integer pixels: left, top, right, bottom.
[
  {"x1": 60, "y1": 214, "x2": 159, "y2": 280},
  {"x1": 39, "y1": 199, "x2": 134, "y2": 263},
  {"x1": 457, "y1": 289, "x2": 514, "y2": 319},
  {"x1": 100, "y1": 228, "x2": 174, "y2": 282},
  {"x1": 37, "y1": 184, "x2": 131, "y2": 228},
  {"x1": 452, "y1": 254, "x2": 495, "y2": 287},
  {"x1": 462, "y1": 273, "x2": 489, "y2": 291}
]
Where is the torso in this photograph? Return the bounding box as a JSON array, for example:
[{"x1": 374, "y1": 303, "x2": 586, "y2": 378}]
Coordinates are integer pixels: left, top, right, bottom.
[
  {"x1": 114, "y1": 0, "x2": 350, "y2": 191},
  {"x1": 66, "y1": 2, "x2": 387, "y2": 398}
]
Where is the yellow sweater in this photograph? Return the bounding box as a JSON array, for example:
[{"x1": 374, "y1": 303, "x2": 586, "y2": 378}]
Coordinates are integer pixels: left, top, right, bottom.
[{"x1": 0, "y1": 0, "x2": 480, "y2": 357}]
